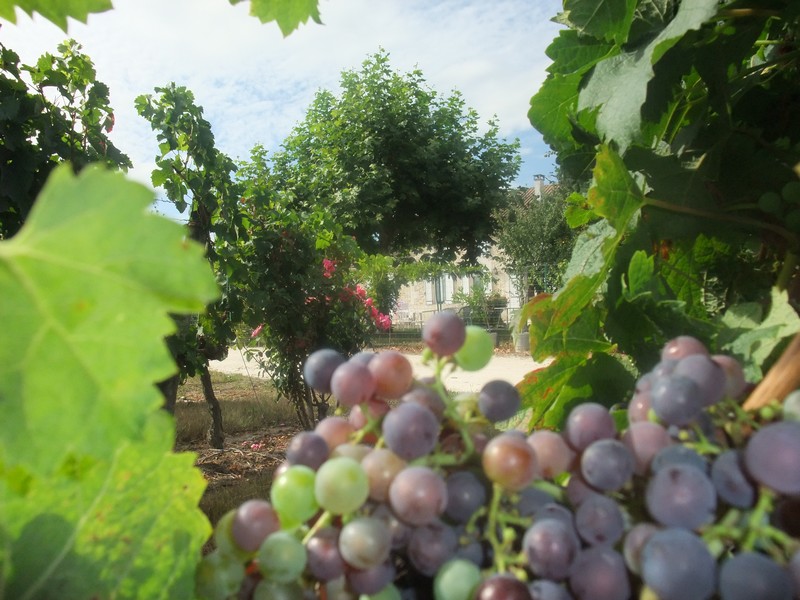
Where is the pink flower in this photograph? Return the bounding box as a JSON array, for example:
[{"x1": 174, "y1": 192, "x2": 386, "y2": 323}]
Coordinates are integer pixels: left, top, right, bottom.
[
  {"x1": 251, "y1": 324, "x2": 264, "y2": 338},
  {"x1": 377, "y1": 314, "x2": 392, "y2": 331},
  {"x1": 322, "y1": 258, "x2": 337, "y2": 276},
  {"x1": 364, "y1": 297, "x2": 374, "y2": 308},
  {"x1": 355, "y1": 284, "x2": 367, "y2": 299}
]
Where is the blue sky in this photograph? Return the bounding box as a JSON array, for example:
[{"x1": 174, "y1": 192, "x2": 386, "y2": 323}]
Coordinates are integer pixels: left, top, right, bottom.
[{"x1": 1, "y1": 0, "x2": 563, "y2": 205}]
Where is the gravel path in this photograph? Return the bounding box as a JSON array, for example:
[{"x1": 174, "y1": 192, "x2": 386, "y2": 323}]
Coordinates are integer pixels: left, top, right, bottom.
[{"x1": 209, "y1": 348, "x2": 545, "y2": 394}]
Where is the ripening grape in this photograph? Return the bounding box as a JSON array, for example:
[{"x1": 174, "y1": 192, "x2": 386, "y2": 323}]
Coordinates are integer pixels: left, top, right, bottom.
[
  {"x1": 314, "y1": 416, "x2": 356, "y2": 451},
  {"x1": 526, "y1": 430, "x2": 575, "y2": 480},
  {"x1": 330, "y1": 360, "x2": 377, "y2": 407},
  {"x1": 649, "y1": 374, "x2": 704, "y2": 426},
  {"x1": 453, "y1": 325, "x2": 495, "y2": 371},
  {"x1": 251, "y1": 579, "x2": 304, "y2": 600},
  {"x1": 305, "y1": 526, "x2": 345, "y2": 582},
  {"x1": 622, "y1": 522, "x2": 659, "y2": 575},
  {"x1": 444, "y1": 470, "x2": 488, "y2": 523},
  {"x1": 482, "y1": 431, "x2": 538, "y2": 491},
  {"x1": 338, "y1": 516, "x2": 391, "y2": 570},
  {"x1": 651, "y1": 444, "x2": 708, "y2": 474},
  {"x1": 528, "y1": 579, "x2": 573, "y2": 600},
  {"x1": 422, "y1": 311, "x2": 467, "y2": 356},
  {"x1": 388, "y1": 465, "x2": 448, "y2": 526},
  {"x1": 368, "y1": 350, "x2": 414, "y2": 399},
  {"x1": 195, "y1": 549, "x2": 245, "y2": 600},
  {"x1": 710, "y1": 450, "x2": 755, "y2": 509},
  {"x1": 256, "y1": 530, "x2": 306, "y2": 583},
  {"x1": 621, "y1": 421, "x2": 672, "y2": 475},
  {"x1": 433, "y1": 558, "x2": 482, "y2": 600},
  {"x1": 672, "y1": 353, "x2": 726, "y2": 407},
  {"x1": 270, "y1": 465, "x2": 319, "y2": 529},
  {"x1": 230, "y1": 499, "x2": 281, "y2": 554},
  {"x1": 711, "y1": 354, "x2": 748, "y2": 399},
  {"x1": 473, "y1": 574, "x2": 533, "y2": 600},
  {"x1": 303, "y1": 348, "x2": 346, "y2": 394},
  {"x1": 661, "y1": 335, "x2": 708, "y2": 360},
  {"x1": 402, "y1": 384, "x2": 446, "y2": 420},
  {"x1": 574, "y1": 494, "x2": 625, "y2": 546},
  {"x1": 640, "y1": 528, "x2": 716, "y2": 600},
  {"x1": 346, "y1": 560, "x2": 396, "y2": 596},
  {"x1": 314, "y1": 456, "x2": 369, "y2": 515},
  {"x1": 744, "y1": 421, "x2": 800, "y2": 495},
  {"x1": 361, "y1": 447, "x2": 407, "y2": 502}
]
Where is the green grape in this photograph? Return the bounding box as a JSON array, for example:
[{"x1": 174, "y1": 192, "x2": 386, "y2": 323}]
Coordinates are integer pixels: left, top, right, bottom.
[
  {"x1": 361, "y1": 583, "x2": 403, "y2": 600},
  {"x1": 782, "y1": 180, "x2": 800, "y2": 204},
  {"x1": 453, "y1": 326, "x2": 494, "y2": 371},
  {"x1": 270, "y1": 464, "x2": 319, "y2": 528},
  {"x1": 314, "y1": 456, "x2": 370, "y2": 514},
  {"x1": 433, "y1": 558, "x2": 482, "y2": 600},
  {"x1": 195, "y1": 549, "x2": 245, "y2": 600},
  {"x1": 785, "y1": 208, "x2": 800, "y2": 233},
  {"x1": 252, "y1": 579, "x2": 305, "y2": 600},
  {"x1": 758, "y1": 191, "x2": 782, "y2": 214},
  {"x1": 257, "y1": 530, "x2": 307, "y2": 582}
]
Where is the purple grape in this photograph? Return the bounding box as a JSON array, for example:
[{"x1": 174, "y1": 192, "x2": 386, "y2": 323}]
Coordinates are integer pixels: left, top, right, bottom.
[
  {"x1": 650, "y1": 374, "x2": 704, "y2": 426},
  {"x1": 407, "y1": 520, "x2": 459, "y2": 576},
  {"x1": 346, "y1": 560, "x2": 396, "y2": 596},
  {"x1": 744, "y1": 421, "x2": 800, "y2": 495},
  {"x1": 527, "y1": 430, "x2": 576, "y2": 480},
  {"x1": 528, "y1": 580, "x2": 573, "y2": 600},
  {"x1": 621, "y1": 421, "x2": 672, "y2": 475},
  {"x1": 673, "y1": 353, "x2": 726, "y2": 406},
  {"x1": 627, "y1": 389, "x2": 652, "y2": 423},
  {"x1": 303, "y1": 348, "x2": 346, "y2": 393},
  {"x1": 381, "y1": 402, "x2": 440, "y2": 461},
  {"x1": 515, "y1": 486, "x2": 557, "y2": 517},
  {"x1": 338, "y1": 516, "x2": 391, "y2": 570},
  {"x1": 645, "y1": 463, "x2": 716, "y2": 529},
  {"x1": 711, "y1": 354, "x2": 747, "y2": 399},
  {"x1": 580, "y1": 439, "x2": 634, "y2": 492},
  {"x1": 651, "y1": 444, "x2": 708, "y2": 474},
  {"x1": 622, "y1": 522, "x2": 659, "y2": 575},
  {"x1": 640, "y1": 528, "x2": 715, "y2": 600},
  {"x1": 402, "y1": 384, "x2": 446, "y2": 420},
  {"x1": 574, "y1": 494, "x2": 624, "y2": 546},
  {"x1": 719, "y1": 552, "x2": 793, "y2": 600},
  {"x1": 522, "y1": 518, "x2": 580, "y2": 580},
  {"x1": 474, "y1": 574, "x2": 533, "y2": 600},
  {"x1": 444, "y1": 470, "x2": 488, "y2": 523},
  {"x1": 285, "y1": 431, "x2": 330, "y2": 470},
  {"x1": 478, "y1": 379, "x2": 521, "y2": 422},
  {"x1": 230, "y1": 499, "x2": 281, "y2": 553},
  {"x1": 789, "y1": 550, "x2": 800, "y2": 596},
  {"x1": 564, "y1": 403, "x2": 616, "y2": 451},
  {"x1": 661, "y1": 335, "x2": 708, "y2": 361},
  {"x1": 305, "y1": 527, "x2": 345, "y2": 581},
  {"x1": 565, "y1": 473, "x2": 601, "y2": 507},
  {"x1": 710, "y1": 450, "x2": 755, "y2": 509},
  {"x1": 568, "y1": 546, "x2": 630, "y2": 600},
  {"x1": 349, "y1": 350, "x2": 377, "y2": 366}
]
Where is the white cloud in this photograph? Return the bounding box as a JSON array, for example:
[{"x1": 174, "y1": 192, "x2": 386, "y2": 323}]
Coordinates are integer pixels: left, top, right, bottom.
[{"x1": 0, "y1": 0, "x2": 562, "y2": 190}]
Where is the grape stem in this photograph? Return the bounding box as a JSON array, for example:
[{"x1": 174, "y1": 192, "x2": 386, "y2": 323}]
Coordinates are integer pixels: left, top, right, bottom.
[{"x1": 301, "y1": 510, "x2": 332, "y2": 545}]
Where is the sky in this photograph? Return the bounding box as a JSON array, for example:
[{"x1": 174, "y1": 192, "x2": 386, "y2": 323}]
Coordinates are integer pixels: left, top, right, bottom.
[{"x1": 0, "y1": 0, "x2": 563, "y2": 212}]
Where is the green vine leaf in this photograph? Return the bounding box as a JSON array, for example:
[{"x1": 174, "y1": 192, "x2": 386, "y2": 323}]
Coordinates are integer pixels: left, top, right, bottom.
[
  {"x1": 0, "y1": 166, "x2": 218, "y2": 598},
  {"x1": 0, "y1": 0, "x2": 112, "y2": 30},
  {"x1": 718, "y1": 288, "x2": 800, "y2": 381},
  {"x1": 561, "y1": 0, "x2": 637, "y2": 45},
  {"x1": 577, "y1": 0, "x2": 718, "y2": 150},
  {"x1": 242, "y1": 0, "x2": 322, "y2": 36}
]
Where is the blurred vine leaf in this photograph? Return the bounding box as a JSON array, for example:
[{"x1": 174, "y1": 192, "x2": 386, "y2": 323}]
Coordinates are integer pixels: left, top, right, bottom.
[
  {"x1": 231, "y1": 0, "x2": 322, "y2": 35},
  {"x1": 0, "y1": 166, "x2": 218, "y2": 598},
  {"x1": 0, "y1": 0, "x2": 112, "y2": 30}
]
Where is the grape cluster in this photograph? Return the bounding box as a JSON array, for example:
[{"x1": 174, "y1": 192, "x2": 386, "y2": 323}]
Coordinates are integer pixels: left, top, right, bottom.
[{"x1": 197, "y1": 313, "x2": 800, "y2": 600}]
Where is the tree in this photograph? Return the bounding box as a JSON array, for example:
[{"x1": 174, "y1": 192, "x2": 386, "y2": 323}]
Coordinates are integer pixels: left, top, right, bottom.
[
  {"x1": 0, "y1": 40, "x2": 131, "y2": 239},
  {"x1": 494, "y1": 182, "x2": 578, "y2": 297},
  {"x1": 136, "y1": 83, "x2": 247, "y2": 448},
  {"x1": 271, "y1": 50, "x2": 521, "y2": 263}
]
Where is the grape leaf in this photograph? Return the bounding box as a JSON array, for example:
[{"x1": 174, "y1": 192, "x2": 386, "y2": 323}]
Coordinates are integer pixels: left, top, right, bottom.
[
  {"x1": 545, "y1": 30, "x2": 618, "y2": 75},
  {"x1": 577, "y1": 0, "x2": 718, "y2": 150},
  {"x1": 0, "y1": 0, "x2": 112, "y2": 30},
  {"x1": 0, "y1": 166, "x2": 218, "y2": 598},
  {"x1": 528, "y1": 72, "x2": 584, "y2": 150},
  {"x1": 718, "y1": 288, "x2": 800, "y2": 380},
  {"x1": 561, "y1": 0, "x2": 637, "y2": 44},
  {"x1": 246, "y1": 0, "x2": 322, "y2": 36}
]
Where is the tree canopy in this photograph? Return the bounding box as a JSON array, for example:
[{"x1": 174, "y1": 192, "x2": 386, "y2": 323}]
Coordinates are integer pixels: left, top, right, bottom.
[{"x1": 271, "y1": 50, "x2": 520, "y2": 263}]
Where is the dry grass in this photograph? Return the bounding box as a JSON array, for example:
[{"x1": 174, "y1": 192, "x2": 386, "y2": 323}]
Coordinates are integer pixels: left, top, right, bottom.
[{"x1": 174, "y1": 371, "x2": 302, "y2": 532}]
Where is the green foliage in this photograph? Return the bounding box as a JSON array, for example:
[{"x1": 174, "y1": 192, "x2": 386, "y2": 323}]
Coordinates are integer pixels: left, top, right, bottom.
[
  {"x1": 521, "y1": 0, "x2": 800, "y2": 430},
  {"x1": 230, "y1": 0, "x2": 322, "y2": 36},
  {"x1": 272, "y1": 50, "x2": 521, "y2": 262},
  {"x1": 494, "y1": 182, "x2": 578, "y2": 296},
  {"x1": 0, "y1": 166, "x2": 217, "y2": 598},
  {"x1": 0, "y1": 0, "x2": 112, "y2": 30},
  {"x1": 0, "y1": 40, "x2": 131, "y2": 239},
  {"x1": 452, "y1": 277, "x2": 508, "y2": 331}
]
